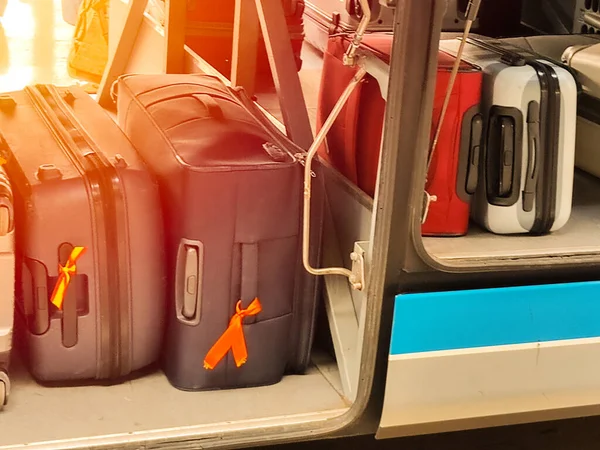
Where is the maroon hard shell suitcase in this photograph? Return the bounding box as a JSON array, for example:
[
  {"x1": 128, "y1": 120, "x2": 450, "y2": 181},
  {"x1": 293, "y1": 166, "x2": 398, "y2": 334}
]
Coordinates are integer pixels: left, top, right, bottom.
[
  {"x1": 0, "y1": 165, "x2": 14, "y2": 408},
  {"x1": 115, "y1": 73, "x2": 323, "y2": 391},
  {"x1": 0, "y1": 85, "x2": 166, "y2": 382}
]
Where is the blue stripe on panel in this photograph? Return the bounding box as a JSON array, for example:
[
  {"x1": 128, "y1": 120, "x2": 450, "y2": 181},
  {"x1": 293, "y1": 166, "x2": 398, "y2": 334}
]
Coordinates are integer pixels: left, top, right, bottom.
[{"x1": 391, "y1": 281, "x2": 600, "y2": 355}]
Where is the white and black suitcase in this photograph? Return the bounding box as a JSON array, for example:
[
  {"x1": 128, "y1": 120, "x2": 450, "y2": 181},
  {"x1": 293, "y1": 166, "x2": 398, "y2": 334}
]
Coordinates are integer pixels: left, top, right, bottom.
[{"x1": 439, "y1": 37, "x2": 578, "y2": 235}]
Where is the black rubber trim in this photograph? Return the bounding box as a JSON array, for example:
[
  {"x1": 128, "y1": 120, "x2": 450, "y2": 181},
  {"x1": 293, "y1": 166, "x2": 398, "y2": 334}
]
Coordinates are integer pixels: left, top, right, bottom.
[
  {"x1": 30, "y1": 85, "x2": 130, "y2": 378},
  {"x1": 527, "y1": 62, "x2": 560, "y2": 234},
  {"x1": 456, "y1": 105, "x2": 483, "y2": 202}
]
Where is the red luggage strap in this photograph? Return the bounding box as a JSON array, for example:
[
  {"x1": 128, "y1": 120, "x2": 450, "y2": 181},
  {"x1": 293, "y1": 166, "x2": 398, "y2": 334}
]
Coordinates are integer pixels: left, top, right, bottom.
[
  {"x1": 204, "y1": 298, "x2": 263, "y2": 370},
  {"x1": 50, "y1": 246, "x2": 87, "y2": 310}
]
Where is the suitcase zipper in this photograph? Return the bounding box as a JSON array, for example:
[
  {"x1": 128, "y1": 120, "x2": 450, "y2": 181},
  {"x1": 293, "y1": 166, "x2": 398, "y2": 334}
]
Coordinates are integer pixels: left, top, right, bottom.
[
  {"x1": 25, "y1": 85, "x2": 130, "y2": 379},
  {"x1": 0, "y1": 167, "x2": 14, "y2": 236}
]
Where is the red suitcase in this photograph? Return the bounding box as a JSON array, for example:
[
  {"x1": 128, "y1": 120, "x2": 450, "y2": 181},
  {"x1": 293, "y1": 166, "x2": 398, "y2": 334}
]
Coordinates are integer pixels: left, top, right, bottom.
[
  {"x1": 185, "y1": 0, "x2": 304, "y2": 80},
  {"x1": 316, "y1": 33, "x2": 483, "y2": 236}
]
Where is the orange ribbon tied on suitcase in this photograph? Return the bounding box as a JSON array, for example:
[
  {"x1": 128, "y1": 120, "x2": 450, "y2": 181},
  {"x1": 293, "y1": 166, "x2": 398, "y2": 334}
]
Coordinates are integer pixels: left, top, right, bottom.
[
  {"x1": 203, "y1": 298, "x2": 262, "y2": 370},
  {"x1": 50, "y1": 246, "x2": 87, "y2": 310}
]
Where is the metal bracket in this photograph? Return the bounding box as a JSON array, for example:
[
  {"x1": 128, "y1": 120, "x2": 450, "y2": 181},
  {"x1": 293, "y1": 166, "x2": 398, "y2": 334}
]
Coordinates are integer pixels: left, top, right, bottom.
[
  {"x1": 350, "y1": 242, "x2": 369, "y2": 293},
  {"x1": 421, "y1": 191, "x2": 438, "y2": 224}
]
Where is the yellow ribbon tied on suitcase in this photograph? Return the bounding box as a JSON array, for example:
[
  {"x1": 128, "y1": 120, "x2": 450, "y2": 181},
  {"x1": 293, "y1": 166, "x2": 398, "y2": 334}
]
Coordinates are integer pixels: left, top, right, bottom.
[
  {"x1": 204, "y1": 298, "x2": 263, "y2": 370},
  {"x1": 50, "y1": 246, "x2": 87, "y2": 310},
  {"x1": 67, "y1": 0, "x2": 109, "y2": 85}
]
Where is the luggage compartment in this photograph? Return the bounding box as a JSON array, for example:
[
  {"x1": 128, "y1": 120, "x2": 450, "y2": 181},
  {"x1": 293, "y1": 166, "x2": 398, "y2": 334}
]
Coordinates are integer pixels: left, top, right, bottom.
[
  {"x1": 421, "y1": 35, "x2": 600, "y2": 267},
  {"x1": 0, "y1": 3, "x2": 376, "y2": 445}
]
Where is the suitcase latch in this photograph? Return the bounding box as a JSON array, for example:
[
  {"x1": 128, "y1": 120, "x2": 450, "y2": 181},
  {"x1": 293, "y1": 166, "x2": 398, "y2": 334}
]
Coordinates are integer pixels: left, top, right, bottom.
[
  {"x1": 37, "y1": 164, "x2": 63, "y2": 182},
  {"x1": 350, "y1": 242, "x2": 368, "y2": 292},
  {"x1": 0, "y1": 96, "x2": 16, "y2": 114}
]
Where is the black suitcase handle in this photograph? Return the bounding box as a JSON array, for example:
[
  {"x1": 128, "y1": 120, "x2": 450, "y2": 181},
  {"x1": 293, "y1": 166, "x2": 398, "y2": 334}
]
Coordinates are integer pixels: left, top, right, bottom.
[
  {"x1": 523, "y1": 101, "x2": 541, "y2": 213},
  {"x1": 485, "y1": 106, "x2": 524, "y2": 208}
]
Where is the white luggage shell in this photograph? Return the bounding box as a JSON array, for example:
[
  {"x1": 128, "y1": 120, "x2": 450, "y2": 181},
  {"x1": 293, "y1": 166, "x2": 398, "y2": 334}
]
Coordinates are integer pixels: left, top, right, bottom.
[
  {"x1": 440, "y1": 38, "x2": 578, "y2": 235},
  {"x1": 562, "y1": 42, "x2": 600, "y2": 180}
]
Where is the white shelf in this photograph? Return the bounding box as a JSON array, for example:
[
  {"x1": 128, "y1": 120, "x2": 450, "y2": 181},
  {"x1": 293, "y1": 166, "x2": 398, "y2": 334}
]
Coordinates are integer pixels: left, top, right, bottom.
[
  {"x1": 0, "y1": 352, "x2": 345, "y2": 449},
  {"x1": 424, "y1": 171, "x2": 600, "y2": 262}
]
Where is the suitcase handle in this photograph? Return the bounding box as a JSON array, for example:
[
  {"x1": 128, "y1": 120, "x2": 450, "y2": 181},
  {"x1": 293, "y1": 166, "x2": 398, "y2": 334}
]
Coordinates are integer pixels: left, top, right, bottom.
[
  {"x1": 0, "y1": 167, "x2": 14, "y2": 236},
  {"x1": 192, "y1": 94, "x2": 224, "y2": 120},
  {"x1": 22, "y1": 259, "x2": 51, "y2": 336},
  {"x1": 485, "y1": 106, "x2": 524, "y2": 208},
  {"x1": 462, "y1": 111, "x2": 483, "y2": 196},
  {"x1": 58, "y1": 243, "x2": 80, "y2": 348},
  {"x1": 175, "y1": 239, "x2": 203, "y2": 326},
  {"x1": 523, "y1": 101, "x2": 540, "y2": 213},
  {"x1": 497, "y1": 117, "x2": 515, "y2": 197}
]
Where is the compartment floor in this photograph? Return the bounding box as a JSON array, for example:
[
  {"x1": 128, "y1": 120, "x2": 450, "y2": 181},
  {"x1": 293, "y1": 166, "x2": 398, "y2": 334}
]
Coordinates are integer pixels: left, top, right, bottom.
[
  {"x1": 424, "y1": 171, "x2": 600, "y2": 261},
  {"x1": 0, "y1": 350, "x2": 345, "y2": 448}
]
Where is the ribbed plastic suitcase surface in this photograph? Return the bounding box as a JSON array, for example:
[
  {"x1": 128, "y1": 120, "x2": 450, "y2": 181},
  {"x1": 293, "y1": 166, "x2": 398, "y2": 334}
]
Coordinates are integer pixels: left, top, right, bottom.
[
  {"x1": 0, "y1": 165, "x2": 14, "y2": 409},
  {"x1": 0, "y1": 85, "x2": 166, "y2": 382}
]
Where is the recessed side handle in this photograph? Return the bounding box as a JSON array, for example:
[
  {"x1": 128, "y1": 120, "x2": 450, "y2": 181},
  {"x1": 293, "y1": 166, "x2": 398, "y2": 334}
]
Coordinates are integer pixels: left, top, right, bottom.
[
  {"x1": 23, "y1": 258, "x2": 50, "y2": 336},
  {"x1": 175, "y1": 239, "x2": 203, "y2": 326},
  {"x1": 523, "y1": 100, "x2": 540, "y2": 213},
  {"x1": 456, "y1": 106, "x2": 483, "y2": 202},
  {"x1": 0, "y1": 168, "x2": 14, "y2": 236},
  {"x1": 59, "y1": 243, "x2": 78, "y2": 348},
  {"x1": 465, "y1": 113, "x2": 483, "y2": 195},
  {"x1": 498, "y1": 116, "x2": 515, "y2": 197},
  {"x1": 485, "y1": 106, "x2": 524, "y2": 208}
]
